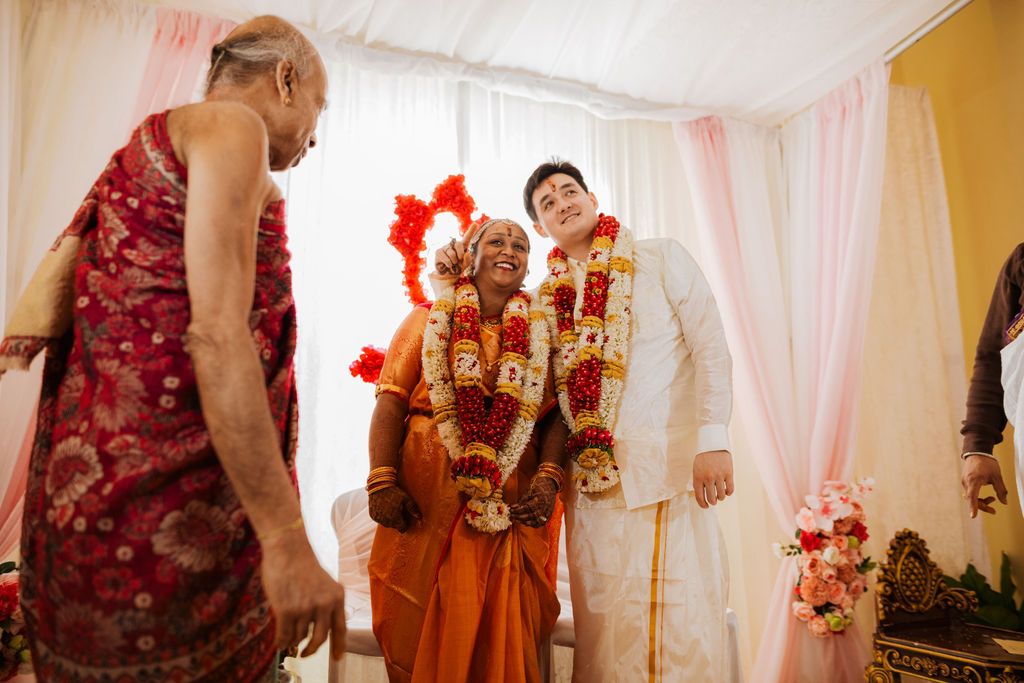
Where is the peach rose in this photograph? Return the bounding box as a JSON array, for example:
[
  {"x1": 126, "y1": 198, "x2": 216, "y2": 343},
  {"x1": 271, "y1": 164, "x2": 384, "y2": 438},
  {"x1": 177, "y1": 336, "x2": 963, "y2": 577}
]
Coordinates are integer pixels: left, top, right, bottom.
[
  {"x1": 848, "y1": 577, "x2": 867, "y2": 598},
  {"x1": 837, "y1": 563, "x2": 858, "y2": 584},
  {"x1": 843, "y1": 548, "x2": 862, "y2": 567},
  {"x1": 833, "y1": 516, "x2": 855, "y2": 535},
  {"x1": 827, "y1": 581, "x2": 847, "y2": 604},
  {"x1": 821, "y1": 565, "x2": 838, "y2": 583},
  {"x1": 796, "y1": 507, "x2": 817, "y2": 533},
  {"x1": 799, "y1": 577, "x2": 830, "y2": 607},
  {"x1": 808, "y1": 614, "x2": 831, "y2": 638},
  {"x1": 792, "y1": 601, "x2": 816, "y2": 622},
  {"x1": 849, "y1": 502, "x2": 866, "y2": 523},
  {"x1": 830, "y1": 535, "x2": 849, "y2": 551},
  {"x1": 799, "y1": 553, "x2": 823, "y2": 577},
  {"x1": 839, "y1": 594, "x2": 855, "y2": 611}
]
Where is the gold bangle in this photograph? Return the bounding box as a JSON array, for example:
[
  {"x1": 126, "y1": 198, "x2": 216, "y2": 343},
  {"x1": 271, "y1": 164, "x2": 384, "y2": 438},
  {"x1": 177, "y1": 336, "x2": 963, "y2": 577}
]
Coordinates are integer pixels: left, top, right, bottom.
[
  {"x1": 258, "y1": 517, "x2": 304, "y2": 541},
  {"x1": 367, "y1": 482, "x2": 396, "y2": 495},
  {"x1": 530, "y1": 470, "x2": 563, "y2": 493},
  {"x1": 366, "y1": 473, "x2": 398, "y2": 489},
  {"x1": 369, "y1": 465, "x2": 398, "y2": 476}
]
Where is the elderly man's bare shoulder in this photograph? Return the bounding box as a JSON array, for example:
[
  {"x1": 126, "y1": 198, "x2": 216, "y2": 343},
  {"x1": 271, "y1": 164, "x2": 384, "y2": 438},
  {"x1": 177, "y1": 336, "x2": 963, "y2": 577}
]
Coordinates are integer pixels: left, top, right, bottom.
[
  {"x1": 166, "y1": 101, "x2": 269, "y2": 168},
  {"x1": 166, "y1": 102, "x2": 276, "y2": 203}
]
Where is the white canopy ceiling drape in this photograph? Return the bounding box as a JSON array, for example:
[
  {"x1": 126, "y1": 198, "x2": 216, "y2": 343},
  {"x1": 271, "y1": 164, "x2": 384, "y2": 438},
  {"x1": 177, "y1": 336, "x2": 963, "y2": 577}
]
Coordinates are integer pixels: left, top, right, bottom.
[{"x1": 138, "y1": 0, "x2": 952, "y2": 125}]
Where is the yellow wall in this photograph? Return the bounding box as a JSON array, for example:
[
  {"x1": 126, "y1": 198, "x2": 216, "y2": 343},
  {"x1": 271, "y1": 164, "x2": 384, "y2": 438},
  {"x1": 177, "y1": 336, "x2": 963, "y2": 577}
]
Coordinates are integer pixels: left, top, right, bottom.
[{"x1": 891, "y1": 0, "x2": 1024, "y2": 591}]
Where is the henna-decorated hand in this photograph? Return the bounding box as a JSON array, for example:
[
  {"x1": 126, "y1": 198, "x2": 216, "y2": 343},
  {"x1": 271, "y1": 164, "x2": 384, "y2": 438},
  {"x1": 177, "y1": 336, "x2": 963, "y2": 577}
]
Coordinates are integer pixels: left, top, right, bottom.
[
  {"x1": 368, "y1": 486, "x2": 422, "y2": 532},
  {"x1": 510, "y1": 476, "x2": 558, "y2": 528},
  {"x1": 434, "y1": 223, "x2": 480, "y2": 276}
]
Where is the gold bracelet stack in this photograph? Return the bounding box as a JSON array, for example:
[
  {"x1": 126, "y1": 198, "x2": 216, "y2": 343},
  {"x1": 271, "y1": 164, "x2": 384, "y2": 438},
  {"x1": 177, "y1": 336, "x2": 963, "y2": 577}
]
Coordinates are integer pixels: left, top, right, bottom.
[
  {"x1": 531, "y1": 463, "x2": 565, "y2": 493},
  {"x1": 366, "y1": 466, "x2": 398, "y2": 495},
  {"x1": 258, "y1": 517, "x2": 304, "y2": 541}
]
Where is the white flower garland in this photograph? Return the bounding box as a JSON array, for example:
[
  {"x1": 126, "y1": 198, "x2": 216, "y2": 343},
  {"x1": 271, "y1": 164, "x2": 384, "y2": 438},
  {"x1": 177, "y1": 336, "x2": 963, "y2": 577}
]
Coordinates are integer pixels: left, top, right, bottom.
[
  {"x1": 422, "y1": 280, "x2": 550, "y2": 533},
  {"x1": 540, "y1": 223, "x2": 634, "y2": 492}
]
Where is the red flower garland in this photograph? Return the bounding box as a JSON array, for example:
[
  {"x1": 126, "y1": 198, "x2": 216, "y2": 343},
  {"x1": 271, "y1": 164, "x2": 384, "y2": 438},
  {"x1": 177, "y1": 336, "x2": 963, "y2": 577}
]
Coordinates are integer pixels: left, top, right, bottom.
[
  {"x1": 348, "y1": 345, "x2": 387, "y2": 384},
  {"x1": 387, "y1": 174, "x2": 487, "y2": 306},
  {"x1": 448, "y1": 276, "x2": 530, "y2": 492},
  {"x1": 352, "y1": 175, "x2": 488, "y2": 385},
  {"x1": 549, "y1": 215, "x2": 622, "y2": 475}
]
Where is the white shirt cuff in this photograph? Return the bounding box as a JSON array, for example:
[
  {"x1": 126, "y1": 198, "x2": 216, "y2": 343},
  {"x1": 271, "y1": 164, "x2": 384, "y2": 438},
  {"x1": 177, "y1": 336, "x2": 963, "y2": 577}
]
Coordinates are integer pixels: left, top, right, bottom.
[
  {"x1": 697, "y1": 424, "x2": 731, "y2": 454},
  {"x1": 428, "y1": 272, "x2": 456, "y2": 300}
]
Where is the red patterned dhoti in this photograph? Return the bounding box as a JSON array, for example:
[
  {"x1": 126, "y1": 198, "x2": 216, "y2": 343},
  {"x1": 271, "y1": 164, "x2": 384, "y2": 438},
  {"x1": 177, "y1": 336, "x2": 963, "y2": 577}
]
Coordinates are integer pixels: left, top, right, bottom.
[{"x1": 11, "y1": 111, "x2": 297, "y2": 682}]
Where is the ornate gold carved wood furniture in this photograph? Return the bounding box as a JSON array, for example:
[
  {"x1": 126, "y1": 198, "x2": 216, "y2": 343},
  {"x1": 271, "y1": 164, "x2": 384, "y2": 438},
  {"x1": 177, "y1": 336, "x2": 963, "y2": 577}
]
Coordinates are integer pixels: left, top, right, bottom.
[{"x1": 865, "y1": 529, "x2": 1024, "y2": 682}]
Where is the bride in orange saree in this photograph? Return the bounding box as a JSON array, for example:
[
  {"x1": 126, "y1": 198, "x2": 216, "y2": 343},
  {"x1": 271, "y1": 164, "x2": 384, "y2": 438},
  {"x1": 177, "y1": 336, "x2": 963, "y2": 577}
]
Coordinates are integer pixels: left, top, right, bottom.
[{"x1": 366, "y1": 219, "x2": 567, "y2": 683}]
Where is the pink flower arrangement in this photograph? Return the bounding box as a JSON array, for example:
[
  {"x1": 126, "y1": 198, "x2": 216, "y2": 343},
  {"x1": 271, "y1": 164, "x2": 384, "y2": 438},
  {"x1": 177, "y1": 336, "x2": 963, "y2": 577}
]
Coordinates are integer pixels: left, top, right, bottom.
[
  {"x1": 774, "y1": 478, "x2": 876, "y2": 638},
  {"x1": 0, "y1": 563, "x2": 31, "y2": 681}
]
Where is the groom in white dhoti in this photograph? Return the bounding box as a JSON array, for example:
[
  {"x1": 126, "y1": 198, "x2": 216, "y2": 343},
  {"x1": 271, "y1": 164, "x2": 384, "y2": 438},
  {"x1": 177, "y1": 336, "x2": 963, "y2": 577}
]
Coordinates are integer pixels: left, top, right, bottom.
[
  {"x1": 526, "y1": 160, "x2": 735, "y2": 681},
  {"x1": 433, "y1": 160, "x2": 735, "y2": 680}
]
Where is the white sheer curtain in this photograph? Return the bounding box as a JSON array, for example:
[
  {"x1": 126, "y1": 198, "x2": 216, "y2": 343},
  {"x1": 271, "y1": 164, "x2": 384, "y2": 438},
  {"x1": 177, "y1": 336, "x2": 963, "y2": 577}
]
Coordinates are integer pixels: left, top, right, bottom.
[
  {"x1": 855, "y1": 85, "x2": 986, "y2": 574},
  {"x1": 281, "y1": 59, "x2": 696, "y2": 576},
  {"x1": 0, "y1": 0, "x2": 231, "y2": 562},
  {"x1": 673, "y1": 63, "x2": 890, "y2": 682},
  {"x1": 0, "y1": 0, "x2": 158, "y2": 560}
]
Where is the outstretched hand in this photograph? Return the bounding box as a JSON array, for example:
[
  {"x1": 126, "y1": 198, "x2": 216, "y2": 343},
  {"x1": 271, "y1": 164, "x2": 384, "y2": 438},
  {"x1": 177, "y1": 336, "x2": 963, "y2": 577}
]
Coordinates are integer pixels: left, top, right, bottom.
[
  {"x1": 434, "y1": 223, "x2": 481, "y2": 276},
  {"x1": 368, "y1": 486, "x2": 422, "y2": 532},
  {"x1": 961, "y1": 454, "x2": 1008, "y2": 518},
  {"x1": 510, "y1": 477, "x2": 558, "y2": 527},
  {"x1": 693, "y1": 450, "x2": 734, "y2": 508}
]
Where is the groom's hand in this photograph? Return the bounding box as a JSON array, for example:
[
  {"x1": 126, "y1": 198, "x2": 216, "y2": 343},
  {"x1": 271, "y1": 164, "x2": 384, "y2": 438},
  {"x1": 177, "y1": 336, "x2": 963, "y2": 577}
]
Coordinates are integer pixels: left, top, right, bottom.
[{"x1": 693, "y1": 450, "x2": 734, "y2": 508}]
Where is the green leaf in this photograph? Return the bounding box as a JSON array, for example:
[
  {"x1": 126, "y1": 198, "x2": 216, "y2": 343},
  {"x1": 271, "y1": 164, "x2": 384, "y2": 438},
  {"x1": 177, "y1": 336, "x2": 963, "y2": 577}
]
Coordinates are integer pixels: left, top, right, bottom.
[
  {"x1": 0, "y1": 561, "x2": 15, "y2": 574},
  {"x1": 943, "y1": 574, "x2": 965, "y2": 589},
  {"x1": 962, "y1": 564, "x2": 990, "y2": 594},
  {"x1": 975, "y1": 604, "x2": 1022, "y2": 631},
  {"x1": 857, "y1": 559, "x2": 877, "y2": 573},
  {"x1": 999, "y1": 552, "x2": 1017, "y2": 604}
]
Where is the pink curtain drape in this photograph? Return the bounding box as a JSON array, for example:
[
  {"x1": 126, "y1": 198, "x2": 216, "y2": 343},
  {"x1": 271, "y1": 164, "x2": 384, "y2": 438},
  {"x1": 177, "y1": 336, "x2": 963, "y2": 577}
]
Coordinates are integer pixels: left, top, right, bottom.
[
  {"x1": 673, "y1": 63, "x2": 889, "y2": 682},
  {"x1": 0, "y1": 7, "x2": 234, "y2": 562},
  {"x1": 132, "y1": 9, "x2": 236, "y2": 126}
]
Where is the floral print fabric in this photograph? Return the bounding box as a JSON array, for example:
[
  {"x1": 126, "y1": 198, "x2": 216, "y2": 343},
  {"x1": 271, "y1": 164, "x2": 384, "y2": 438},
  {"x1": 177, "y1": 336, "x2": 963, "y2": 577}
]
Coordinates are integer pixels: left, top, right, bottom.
[{"x1": 19, "y1": 111, "x2": 297, "y2": 682}]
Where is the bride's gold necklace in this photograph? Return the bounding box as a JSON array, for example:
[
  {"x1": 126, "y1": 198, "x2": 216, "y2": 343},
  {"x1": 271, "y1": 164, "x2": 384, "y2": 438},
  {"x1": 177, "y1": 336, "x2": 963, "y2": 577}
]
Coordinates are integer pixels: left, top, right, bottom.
[{"x1": 480, "y1": 313, "x2": 503, "y2": 371}]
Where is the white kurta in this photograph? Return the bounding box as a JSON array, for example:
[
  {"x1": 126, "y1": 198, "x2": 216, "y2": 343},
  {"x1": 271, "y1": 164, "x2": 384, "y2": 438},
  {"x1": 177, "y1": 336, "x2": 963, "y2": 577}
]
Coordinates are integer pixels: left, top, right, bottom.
[
  {"x1": 563, "y1": 237, "x2": 734, "y2": 682},
  {"x1": 999, "y1": 334, "x2": 1024, "y2": 513}
]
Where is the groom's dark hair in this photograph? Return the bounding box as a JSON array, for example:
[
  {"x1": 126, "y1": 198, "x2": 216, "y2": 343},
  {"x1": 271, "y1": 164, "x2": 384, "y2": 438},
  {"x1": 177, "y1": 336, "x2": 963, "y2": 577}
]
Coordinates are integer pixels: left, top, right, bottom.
[{"x1": 522, "y1": 159, "x2": 589, "y2": 223}]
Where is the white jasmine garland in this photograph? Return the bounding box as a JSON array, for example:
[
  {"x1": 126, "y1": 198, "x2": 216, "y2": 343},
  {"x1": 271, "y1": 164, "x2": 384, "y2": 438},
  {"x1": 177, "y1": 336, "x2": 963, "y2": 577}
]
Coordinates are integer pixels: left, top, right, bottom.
[
  {"x1": 540, "y1": 220, "x2": 634, "y2": 492},
  {"x1": 422, "y1": 279, "x2": 550, "y2": 533}
]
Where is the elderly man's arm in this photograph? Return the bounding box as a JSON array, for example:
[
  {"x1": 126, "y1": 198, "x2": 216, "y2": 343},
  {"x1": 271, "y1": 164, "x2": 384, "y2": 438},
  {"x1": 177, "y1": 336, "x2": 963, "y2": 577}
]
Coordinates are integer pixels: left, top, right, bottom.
[{"x1": 177, "y1": 102, "x2": 345, "y2": 659}]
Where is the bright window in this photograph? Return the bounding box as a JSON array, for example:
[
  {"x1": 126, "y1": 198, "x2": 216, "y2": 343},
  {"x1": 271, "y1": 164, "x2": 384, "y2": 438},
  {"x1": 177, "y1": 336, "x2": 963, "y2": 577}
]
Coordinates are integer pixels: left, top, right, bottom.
[{"x1": 279, "y1": 58, "x2": 696, "y2": 572}]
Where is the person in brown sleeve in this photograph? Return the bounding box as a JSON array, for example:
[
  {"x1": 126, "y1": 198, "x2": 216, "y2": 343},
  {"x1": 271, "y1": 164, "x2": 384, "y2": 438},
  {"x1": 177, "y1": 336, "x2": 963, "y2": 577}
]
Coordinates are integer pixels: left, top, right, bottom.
[{"x1": 960, "y1": 244, "x2": 1022, "y2": 518}]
